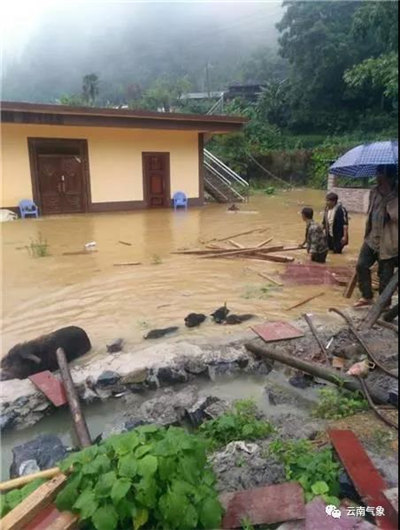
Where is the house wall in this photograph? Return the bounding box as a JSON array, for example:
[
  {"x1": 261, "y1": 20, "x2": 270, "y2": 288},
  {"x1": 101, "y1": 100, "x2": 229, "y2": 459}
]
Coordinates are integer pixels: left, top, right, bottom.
[
  {"x1": 327, "y1": 173, "x2": 370, "y2": 214},
  {"x1": 1, "y1": 123, "x2": 200, "y2": 209}
]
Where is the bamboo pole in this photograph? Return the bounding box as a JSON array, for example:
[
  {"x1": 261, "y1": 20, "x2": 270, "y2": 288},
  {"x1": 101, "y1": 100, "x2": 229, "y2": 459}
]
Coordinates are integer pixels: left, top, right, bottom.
[
  {"x1": 0, "y1": 474, "x2": 68, "y2": 530},
  {"x1": 286, "y1": 292, "x2": 324, "y2": 311},
  {"x1": 245, "y1": 341, "x2": 388, "y2": 404},
  {"x1": 113, "y1": 262, "x2": 142, "y2": 266},
  {"x1": 0, "y1": 468, "x2": 61, "y2": 493},
  {"x1": 303, "y1": 313, "x2": 329, "y2": 361},
  {"x1": 228, "y1": 240, "x2": 245, "y2": 249},
  {"x1": 256, "y1": 238, "x2": 273, "y2": 248},
  {"x1": 56, "y1": 348, "x2": 91, "y2": 448},
  {"x1": 210, "y1": 227, "x2": 268, "y2": 242},
  {"x1": 343, "y1": 270, "x2": 357, "y2": 298},
  {"x1": 253, "y1": 271, "x2": 283, "y2": 286}
]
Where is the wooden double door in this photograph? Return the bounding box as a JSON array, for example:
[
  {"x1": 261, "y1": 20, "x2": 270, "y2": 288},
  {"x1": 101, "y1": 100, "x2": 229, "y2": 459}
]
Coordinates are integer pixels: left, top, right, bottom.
[
  {"x1": 29, "y1": 139, "x2": 89, "y2": 215},
  {"x1": 142, "y1": 153, "x2": 170, "y2": 207},
  {"x1": 37, "y1": 155, "x2": 85, "y2": 214}
]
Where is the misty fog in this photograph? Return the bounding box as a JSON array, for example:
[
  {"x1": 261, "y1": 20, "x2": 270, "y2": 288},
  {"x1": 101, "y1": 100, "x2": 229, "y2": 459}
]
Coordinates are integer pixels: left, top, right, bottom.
[{"x1": 1, "y1": 1, "x2": 284, "y2": 104}]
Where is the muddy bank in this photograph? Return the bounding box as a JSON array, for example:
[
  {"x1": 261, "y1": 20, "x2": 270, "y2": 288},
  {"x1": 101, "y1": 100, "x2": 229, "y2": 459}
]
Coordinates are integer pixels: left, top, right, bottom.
[{"x1": 1, "y1": 309, "x2": 397, "y2": 432}]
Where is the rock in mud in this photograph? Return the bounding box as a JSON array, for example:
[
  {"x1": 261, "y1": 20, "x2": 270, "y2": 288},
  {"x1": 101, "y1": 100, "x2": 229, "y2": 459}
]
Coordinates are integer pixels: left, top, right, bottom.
[
  {"x1": 211, "y1": 440, "x2": 285, "y2": 493},
  {"x1": 96, "y1": 370, "x2": 121, "y2": 387},
  {"x1": 288, "y1": 372, "x2": 314, "y2": 389},
  {"x1": 185, "y1": 396, "x2": 225, "y2": 427},
  {"x1": 106, "y1": 338, "x2": 124, "y2": 353},
  {"x1": 156, "y1": 366, "x2": 189, "y2": 386},
  {"x1": 0, "y1": 410, "x2": 17, "y2": 431},
  {"x1": 10, "y1": 434, "x2": 68, "y2": 478}
]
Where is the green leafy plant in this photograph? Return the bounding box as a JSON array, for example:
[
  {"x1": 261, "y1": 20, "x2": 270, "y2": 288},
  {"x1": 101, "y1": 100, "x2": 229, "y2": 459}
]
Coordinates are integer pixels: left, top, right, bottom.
[
  {"x1": 264, "y1": 186, "x2": 276, "y2": 195},
  {"x1": 55, "y1": 425, "x2": 222, "y2": 530},
  {"x1": 312, "y1": 387, "x2": 368, "y2": 420},
  {"x1": 0, "y1": 478, "x2": 47, "y2": 517},
  {"x1": 151, "y1": 254, "x2": 163, "y2": 265},
  {"x1": 269, "y1": 439, "x2": 341, "y2": 505},
  {"x1": 26, "y1": 233, "x2": 49, "y2": 257},
  {"x1": 198, "y1": 399, "x2": 274, "y2": 450}
]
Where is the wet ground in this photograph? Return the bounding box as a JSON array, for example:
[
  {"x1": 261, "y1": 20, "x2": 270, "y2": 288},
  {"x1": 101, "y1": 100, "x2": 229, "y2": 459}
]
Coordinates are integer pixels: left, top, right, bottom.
[{"x1": 1, "y1": 190, "x2": 366, "y2": 357}]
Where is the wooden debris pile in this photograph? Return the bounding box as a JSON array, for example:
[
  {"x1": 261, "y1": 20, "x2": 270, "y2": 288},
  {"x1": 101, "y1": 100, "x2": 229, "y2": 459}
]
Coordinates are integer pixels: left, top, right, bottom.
[{"x1": 173, "y1": 227, "x2": 304, "y2": 264}]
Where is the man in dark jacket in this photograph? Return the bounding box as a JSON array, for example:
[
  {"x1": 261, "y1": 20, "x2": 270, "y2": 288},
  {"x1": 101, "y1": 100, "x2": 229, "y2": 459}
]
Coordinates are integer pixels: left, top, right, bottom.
[
  {"x1": 354, "y1": 165, "x2": 398, "y2": 308},
  {"x1": 322, "y1": 192, "x2": 349, "y2": 254}
]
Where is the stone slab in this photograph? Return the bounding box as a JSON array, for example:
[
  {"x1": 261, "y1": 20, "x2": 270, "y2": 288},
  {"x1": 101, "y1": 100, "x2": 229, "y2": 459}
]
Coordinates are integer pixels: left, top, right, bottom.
[
  {"x1": 305, "y1": 497, "x2": 377, "y2": 530},
  {"x1": 251, "y1": 321, "x2": 304, "y2": 343},
  {"x1": 220, "y1": 482, "x2": 305, "y2": 528}
]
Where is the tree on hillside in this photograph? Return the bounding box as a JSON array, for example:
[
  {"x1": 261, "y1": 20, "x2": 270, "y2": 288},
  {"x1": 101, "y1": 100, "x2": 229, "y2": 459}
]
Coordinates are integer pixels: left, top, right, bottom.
[
  {"x1": 344, "y1": 1, "x2": 398, "y2": 104},
  {"x1": 82, "y1": 73, "x2": 100, "y2": 106},
  {"x1": 276, "y1": 0, "x2": 361, "y2": 132}
]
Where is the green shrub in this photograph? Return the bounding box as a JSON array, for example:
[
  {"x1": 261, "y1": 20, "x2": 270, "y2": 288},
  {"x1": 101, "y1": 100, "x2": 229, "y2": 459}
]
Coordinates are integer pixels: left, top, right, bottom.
[
  {"x1": 269, "y1": 439, "x2": 341, "y2": 505},
  {"x1": 198, "y1": 399, "x2": 275, "y2": 450},
  {"x1": 26, "y1": 233, "x2": 49, "y2": 257},
  {"x1": 0, "y1": 478, "x2": 47, "y2": 517},
  {"x1": 56, "y1": 425, "x2": 222, "y2": 530},
  {"x1": 312, "y1": 387, "x2": 368, "y2": 420}
]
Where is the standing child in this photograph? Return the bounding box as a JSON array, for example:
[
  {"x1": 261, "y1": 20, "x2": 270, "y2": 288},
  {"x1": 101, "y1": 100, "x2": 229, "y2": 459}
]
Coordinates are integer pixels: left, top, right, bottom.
[
  {"x1": 301, "y1": 207, "x2": 328, "y2": 263},
  {"x1": 322, "y1": 192, "x2": 349, "y2": 253}
]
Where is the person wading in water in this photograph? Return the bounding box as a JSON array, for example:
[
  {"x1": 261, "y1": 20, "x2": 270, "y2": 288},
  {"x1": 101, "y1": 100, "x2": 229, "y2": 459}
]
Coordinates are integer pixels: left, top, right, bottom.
[
  {"x1": 322, "y1": 192, "x2": 349, "y2": 254},
  {"x1": 354, "y1": 165, "x2": 398, "y2": 308}
]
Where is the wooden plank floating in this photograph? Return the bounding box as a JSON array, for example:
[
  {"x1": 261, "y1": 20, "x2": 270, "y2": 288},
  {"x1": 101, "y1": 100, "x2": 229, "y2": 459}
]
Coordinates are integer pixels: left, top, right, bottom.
[
  {"x1": 61, "y1": 250, "x2": 98, "y2": 256},
  {"x1": 255, "y1": 237, "x2": 273, "y2": 248},
  {"x1": 211, "y1": 227, "x2": 268, "y2": 242},
  {"x1": 252, "y1": 270, "x2": 283, "y2": 286},
  {"x1": 56, "y1": 348, "x2": 91, "y2": 448},
  {"x1": 113, "y1": 262, "x2": 142, "y2": 266},
  {"x1": 0, "y1": 469, "x2": 61, "y2": 493},
  {"x1": 228, "y1": 239, "x2": 245, "y2": 249},
  {"x1": 0, "y1": 474, "x2": 67, "y2": 530},
  {"x1": 286, "y1": 292, "x2": 324, "y2": 311},
  {"x1": 328, "y1": 430, "x2": 398, "y2": 530},
  {"x1": 118, "y1": 240, "x2": 132, "y2": 246}
]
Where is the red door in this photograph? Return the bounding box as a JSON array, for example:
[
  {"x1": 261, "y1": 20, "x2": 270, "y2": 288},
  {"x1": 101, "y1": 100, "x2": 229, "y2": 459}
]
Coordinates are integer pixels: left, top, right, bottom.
[
  {"x1": 142, "y1": 153, "x2": 170, "y2": 207},
  {"x1": 37, "y1": 155, "x2": 85, "y2": 214}
]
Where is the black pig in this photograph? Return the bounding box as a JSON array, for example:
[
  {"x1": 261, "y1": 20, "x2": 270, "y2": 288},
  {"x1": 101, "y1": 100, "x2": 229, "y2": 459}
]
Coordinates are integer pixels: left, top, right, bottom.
[{"x1": 0, "y1": 326, "x2": 91, "y2": 380}]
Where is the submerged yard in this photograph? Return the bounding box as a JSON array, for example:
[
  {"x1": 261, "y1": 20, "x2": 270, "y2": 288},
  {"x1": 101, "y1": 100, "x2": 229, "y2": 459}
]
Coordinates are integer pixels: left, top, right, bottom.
[{"x1": 1, "y1": 190, "x2": 366, "y2": 358}]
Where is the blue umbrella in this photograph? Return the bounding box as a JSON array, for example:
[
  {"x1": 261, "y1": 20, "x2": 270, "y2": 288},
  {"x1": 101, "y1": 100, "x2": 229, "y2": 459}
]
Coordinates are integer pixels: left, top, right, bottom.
[{"x1": 329, "y1": 140, "x2": 398, "y2": 178}]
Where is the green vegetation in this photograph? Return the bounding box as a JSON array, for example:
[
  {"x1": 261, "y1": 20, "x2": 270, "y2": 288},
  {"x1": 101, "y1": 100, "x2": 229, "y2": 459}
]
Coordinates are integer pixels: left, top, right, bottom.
[
  {"x1": 198, "y1": 399, "x2": 275, "y2": 450},
  {"x1": 26, "y1": 233, "x2": 49, "y2": 257},
  {"x1": 312, "y1": 387, "x2": 368, "y2": 420},
  {"x1": 55, "y1": 426, "x2": 223, "y2": 530},
  {"x1": 0, "y1": 479, "x2": 47, "y2": 517},
  {"x1": 151, "y1": 254, "x2": 163, "y2": 265},
  {"x1": 269, "y1": 439, "x2": 341, "y2": 506}
]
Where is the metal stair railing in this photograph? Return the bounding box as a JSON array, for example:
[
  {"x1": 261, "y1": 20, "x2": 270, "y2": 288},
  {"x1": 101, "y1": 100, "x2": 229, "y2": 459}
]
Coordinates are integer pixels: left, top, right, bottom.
[
  {"x1": 204, "y1": 149, "x2": 249, "y2": 188},
  {"x1": 206, "y1": 94, "x2": 224, "y2": 115},
  {"x1": 204, "y1": 176, "x2": 230, "y2": 202},
  {"x1": 204, "y1": 162, "x2": 245, "y2": 201}
]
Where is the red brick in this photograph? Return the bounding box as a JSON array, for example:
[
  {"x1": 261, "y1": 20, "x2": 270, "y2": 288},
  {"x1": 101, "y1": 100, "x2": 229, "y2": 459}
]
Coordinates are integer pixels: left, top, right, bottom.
[
  {"x1": 29, "y1": 371, "x2": 67, "y2": 407},
  {"x1": 251, "y1": 321, "x2": 304, "y2": 343},
  {"x1": 220, "y1": 482, "x2": 305, "y2": 528}
]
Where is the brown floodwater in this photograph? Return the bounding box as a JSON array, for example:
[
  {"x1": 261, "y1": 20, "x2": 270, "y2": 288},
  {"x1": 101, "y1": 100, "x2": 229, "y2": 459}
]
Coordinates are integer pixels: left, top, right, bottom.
[{"x1": 1, "y1": 190, "x2": 367, "y2": 358}]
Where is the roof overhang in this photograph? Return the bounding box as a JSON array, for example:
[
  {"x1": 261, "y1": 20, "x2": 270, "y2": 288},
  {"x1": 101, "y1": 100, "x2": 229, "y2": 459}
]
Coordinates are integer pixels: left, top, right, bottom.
[{"x1": 0, "y1": 101, "x2": 247, "y2": 134}]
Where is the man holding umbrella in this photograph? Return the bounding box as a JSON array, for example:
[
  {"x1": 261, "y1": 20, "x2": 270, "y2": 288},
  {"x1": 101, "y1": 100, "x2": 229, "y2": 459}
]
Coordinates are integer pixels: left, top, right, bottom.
[{"x1": 354, "y1": 164, "x2": 398, "y2": 308}]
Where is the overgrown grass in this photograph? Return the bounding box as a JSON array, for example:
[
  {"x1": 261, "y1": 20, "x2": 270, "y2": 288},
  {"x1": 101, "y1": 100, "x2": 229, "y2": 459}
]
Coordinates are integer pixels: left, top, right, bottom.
[
  {"x1": 26, "y1": 233, "x2": 49, "y2": 257},
  {"x1": 242, "y1": 284, "x2": 274, "y2": 300},
  {"x1": 312, "y1": 387, "x2": 368, "y2": 420},
  {"x1": 268, "y1": 438, "x2": 342, "y2": 506},
  {"x1": 198, "y1": 399, "x2": 275, "y2": 450}
]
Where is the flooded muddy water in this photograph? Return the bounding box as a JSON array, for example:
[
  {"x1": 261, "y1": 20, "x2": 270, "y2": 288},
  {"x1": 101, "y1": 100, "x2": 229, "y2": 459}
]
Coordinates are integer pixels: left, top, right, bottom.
[
  {"x1": 1, "y1": 371, "x2": 321, "y2": 479},
  {"x1": 1, "y1": 190, "x2": 366, "y2": 358}
]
